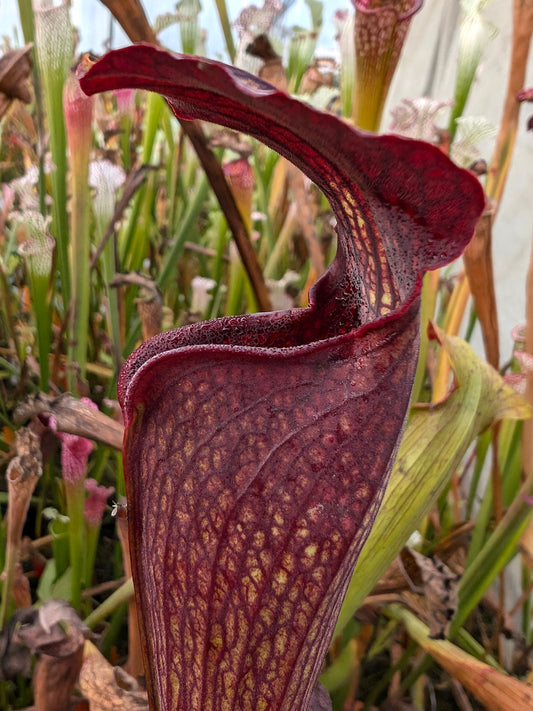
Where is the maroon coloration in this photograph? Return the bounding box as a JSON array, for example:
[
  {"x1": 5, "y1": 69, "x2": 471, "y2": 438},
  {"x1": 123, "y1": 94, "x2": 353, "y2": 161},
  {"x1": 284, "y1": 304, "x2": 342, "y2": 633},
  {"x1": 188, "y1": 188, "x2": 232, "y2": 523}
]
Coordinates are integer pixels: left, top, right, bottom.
[
  {"x1": 80, "y1": 44, "x2": 484, "y2": 711},
  {"x1": 353, "y1": 0, "x2": 422, "y2": 20}
]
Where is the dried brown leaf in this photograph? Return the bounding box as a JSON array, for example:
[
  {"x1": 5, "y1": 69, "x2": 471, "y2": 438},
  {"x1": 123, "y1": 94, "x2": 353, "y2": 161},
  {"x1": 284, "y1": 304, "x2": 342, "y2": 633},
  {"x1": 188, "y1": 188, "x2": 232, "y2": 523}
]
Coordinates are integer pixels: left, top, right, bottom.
[
  {"x1": 79, "y1": 641, "x2": 148, "y2": 711},
  {"x1": 394, "y1": 605, "x2": 533, "y2": 711},
  {"x1": 14, "y1": 393, "x2": 124, "y2": 450},
  {"x1": 33, "y1": 624, "x2": 85, "y2": 711},
  {"x1": 0, "y1": 45, "x2": 33, "y2": 119},
  {"x1": 399, "y1": 548, "x2": 460, "y2": 639}
]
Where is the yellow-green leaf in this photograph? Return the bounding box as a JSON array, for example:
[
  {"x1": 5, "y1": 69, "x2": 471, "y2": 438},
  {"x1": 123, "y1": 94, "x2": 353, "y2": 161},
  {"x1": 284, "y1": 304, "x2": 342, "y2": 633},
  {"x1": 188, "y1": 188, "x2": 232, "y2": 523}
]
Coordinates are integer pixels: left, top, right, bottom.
[{"x1": 334, "y1": 324, "x2": 530, "y2": 636}]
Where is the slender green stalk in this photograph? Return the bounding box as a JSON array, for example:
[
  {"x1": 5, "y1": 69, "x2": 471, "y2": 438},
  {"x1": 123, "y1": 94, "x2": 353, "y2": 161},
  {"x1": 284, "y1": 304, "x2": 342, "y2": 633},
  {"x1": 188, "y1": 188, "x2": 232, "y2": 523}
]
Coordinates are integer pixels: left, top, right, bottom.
[
  {"x1": 319, "y1": 638, "x2": 359, "y2": 691},
  {"x1": 252, "y1": 149, "x2": 275, "y2": 257},
  {"x1": 287, "y1": 0, "x2": 322, "y2": 91},
  {"x1": 448, "y1": 3, "x2": 495, "y2": 141},
  {"x1": 411, "y1": 270, "x2": 439, "y2": 405},
  {"x1": 18, "y1": 217, "x2": 54, "y2": 390},
  {"x1": 263, "y1": 205, "x2": 297, "y2": 279},
  {"x1": 83, "y1": 480, "x2": 115, "y2": 592},
  {"x1": 453, "y1": 474, "x2": 533, "y2": 635},
  {"x1": 214, "y1": 0, "x2": 236, "y2": 62},
  {"x1": 100, "y1": 604, "x2": 129, "y2": 658},
  {"x1": 84, "y1": 577, "x2": 134, "y2": 628},
  {"x1": 26, "y1": 262, "x2": 52, "y2": 390},
  {"x1": 102, "y1": 241, "x2": 122, "y2": 372},
  {"x1": 64, "y1": 480, "x2": 86, "y2": 610},
  {"x1": 17, "y1": 0, "x2": 48, "y2": 219},
  {"x1": 337, "y1": 11, "x2": 355, "y2": 119},
  {"x1": 17, "y1": 0, "x2": 34, "y2": 43},
  {"x1": 225, "y1": 244, "x2": 247, "y2": 316},
  {"x1": 465, "y1": 418, "x2": 522, "y2": 566},
  {"x1": 465, "y1": 428, "x2": 490, "y2": 518},
  {"x1": 91, "y1": 160, "x2": 126, "y2": 373},
  {"x1": 83, "y1": 524, "x2": 100, "y2": 592},
  {"x1": 34, "y1": 2, "x2": 72, "y2": 310},
  {"x1": 158, "y1": 175, "x2": 210, "y2": 291},
  {"x1": 464, "y1": 464, "x2": 494, "y2": 566},
  {"x1": 288, "y1": 29, "x2": 318, "y2": 93},
  {"x1": 204, "y1": 212, "x2": 230, "y2": 320},
  {"x1": 47, "y1": 513, "x2": 70, "y2": 579},
  {"x1": 179, "y1": 0, "x2": 202, "y2": 55},
  {"x1": 120, "y1": 93, "x2": 165, "y2": 269}
]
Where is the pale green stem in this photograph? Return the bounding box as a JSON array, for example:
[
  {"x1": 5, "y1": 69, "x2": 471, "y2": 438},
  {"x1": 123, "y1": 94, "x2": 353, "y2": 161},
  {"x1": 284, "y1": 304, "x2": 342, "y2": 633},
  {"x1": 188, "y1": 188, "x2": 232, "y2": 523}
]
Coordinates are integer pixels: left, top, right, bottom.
[
  {"x1": 157, "y1": 175, "x2": 210, "y2": 291},
  {"x1": 179, "y1": 0, "x2": 201, "y2": 55},
  {"x1": 411, "y1": 270, "x2": 438, "y2": 405},
  {"x1": 68, "y1": 180, "x2": 92, "y2": 383},
  {"x1": 19, "y1": 224, "x2": 54, "y2": 390},
  {"x1": 452, "y1": 472, "x2": 533, "y2": 635},
  {"x1": 49, "y1": 516, "x2": 70, "y2": 579},
  {"x1": 214, "y1": 0, "x2": 236, "y2": 62},
  {"x1": 225, "y1": 246, "x2": 246, "y2": 316},
  {"x1": 339, "y1": 13, "x2": 355, "y2": 119},
  {"x1": 103, "y1": 242, "x2": 122, "y2": 372},
  {"x1": 94, "y1": 206, "x2": 121, "y2": 373},
  {"x1": 319, "y1": 638, "x2": 358, "y2": 691},
  {"x1": 83, "y1": 523, "x2": 100, "y2": 591},
  {"x1": 65, "y1": 479, "x2": 86, "y2": 610},
  {"x1": 84, "y1": 577, "x2": 134, "y2": 629},
  {"x1": 34, "y1": 3, "x2": 72, "y2": 309},
  {"x1": 448, "y1": 9, "x2": 494, "y2": 141},
  {"x1": 263, "y1": 205, "x2": 298, "y2": 280},
  {"x1": 17, "y1": 0, "x2": 47, "y2": 217},
  {"x1": 17, "y1": 0, "x2": 34, "y2": 43},
  {"x1": 120, "y1": 92, "x2": 165, "y2": 268},
  {"x1": 30, "y1": 270, "x2": 52, "y2": 390}
]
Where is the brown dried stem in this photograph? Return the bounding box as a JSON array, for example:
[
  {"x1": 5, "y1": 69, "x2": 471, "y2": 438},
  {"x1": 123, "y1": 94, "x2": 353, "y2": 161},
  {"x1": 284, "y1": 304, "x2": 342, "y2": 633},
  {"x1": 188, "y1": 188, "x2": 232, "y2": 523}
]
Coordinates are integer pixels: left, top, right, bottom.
[
  {"x1": 79, "y1": 640, "x2": 148, "y2": 711},
  {"x1": 14, "y1": 393, "x2": 124, "y2": 450},
  {"x1": 0, "y1": 44, "x2": 33, "y2": 119},
  {"x1": 110, "y1": 272, "x2": 162, "y2": 341},
  {"x1": 33, "y1": 624, "x2": 85, "y2": 711},
  {"x1": 462, "y1": 203, "x2": 499, "y2": 369},
  {"x1": 0, "y1": 428, "x2": 42, "y2": 629},
  {"x1": 486, "y1": 0, "x2": 533, "y2": 206}
]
